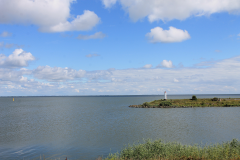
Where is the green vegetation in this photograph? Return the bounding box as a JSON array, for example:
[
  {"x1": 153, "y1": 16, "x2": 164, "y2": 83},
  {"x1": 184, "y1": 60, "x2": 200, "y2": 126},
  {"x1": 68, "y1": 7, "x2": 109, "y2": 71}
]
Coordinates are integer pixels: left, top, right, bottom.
[
  {"x1": 129, "y1": 97, "x2": 240, "y2": 108},
  {"x1": 212, "y1": 97, "x2": 219, "y2": 101},
  {"x1": 192, "y1": 95, "x2": 197, "y2": 100},
  {"x1": 159, "y1": 101, "x2": 172, "y2": 106},
  {"x1": 104, "y1": 139, "x2": 240, "y2": 160},
  {"x1": 142, "y1": 102, "x2": 150, "y2": 107}
]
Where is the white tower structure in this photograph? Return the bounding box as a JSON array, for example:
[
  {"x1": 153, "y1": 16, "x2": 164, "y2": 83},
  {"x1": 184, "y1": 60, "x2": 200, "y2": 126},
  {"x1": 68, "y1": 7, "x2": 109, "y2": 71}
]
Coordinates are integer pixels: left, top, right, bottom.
[{"x1": 164, "y1": 91, "x2": 167, "y2": 100}]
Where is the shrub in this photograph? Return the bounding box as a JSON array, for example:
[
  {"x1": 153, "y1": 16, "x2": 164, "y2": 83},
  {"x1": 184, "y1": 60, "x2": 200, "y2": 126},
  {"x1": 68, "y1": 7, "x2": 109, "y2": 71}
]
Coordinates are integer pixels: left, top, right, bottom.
[
  {"x1": 105, "y1": 139, "x2": 240, "y2": 160},
  {"x1": 192, "y1": 95, "x2": 197, "y2": 100},
  {"x1": 159, "y1": 101, "x2": 172, "y2": 106},
  {"x1": 212, "y1": 97, "x2": 218, "y2": 101},
  {"x1": 142, "y1": 102, "x2": 150, "y2": 107}
]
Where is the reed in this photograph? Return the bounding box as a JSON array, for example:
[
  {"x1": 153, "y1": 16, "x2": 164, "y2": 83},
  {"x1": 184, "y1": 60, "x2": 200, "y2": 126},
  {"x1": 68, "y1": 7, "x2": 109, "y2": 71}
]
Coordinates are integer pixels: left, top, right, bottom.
[{"x1": 104, "y1": 139, "x2": 240, "y2": 160}]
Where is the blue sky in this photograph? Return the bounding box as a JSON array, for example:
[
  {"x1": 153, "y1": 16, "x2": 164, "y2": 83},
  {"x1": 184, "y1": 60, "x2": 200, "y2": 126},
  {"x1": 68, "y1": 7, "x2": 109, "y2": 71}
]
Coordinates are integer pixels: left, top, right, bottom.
[{"x1": 0, "y1": 0, "x2": 240, "y2": 96}]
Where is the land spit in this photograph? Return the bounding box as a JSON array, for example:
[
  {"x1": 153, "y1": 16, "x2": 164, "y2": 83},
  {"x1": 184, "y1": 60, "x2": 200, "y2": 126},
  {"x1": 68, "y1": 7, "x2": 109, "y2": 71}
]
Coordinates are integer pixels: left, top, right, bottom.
[{"x1": 129, "y1": 98, "x2": 240, "y2": 108}]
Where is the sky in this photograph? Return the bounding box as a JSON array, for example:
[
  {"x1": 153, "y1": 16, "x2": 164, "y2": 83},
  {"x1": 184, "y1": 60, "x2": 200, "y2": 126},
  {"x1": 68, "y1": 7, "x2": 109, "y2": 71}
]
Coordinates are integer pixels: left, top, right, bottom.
[{"x1": 0, "y1": 0, "x2": 240, "y2": 96}]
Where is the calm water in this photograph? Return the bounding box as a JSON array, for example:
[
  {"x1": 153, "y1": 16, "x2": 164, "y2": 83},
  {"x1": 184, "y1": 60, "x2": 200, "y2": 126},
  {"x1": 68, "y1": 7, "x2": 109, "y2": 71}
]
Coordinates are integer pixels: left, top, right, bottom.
[{"x1": 1, "y1": 94, "x2": 240, "y2": 160}]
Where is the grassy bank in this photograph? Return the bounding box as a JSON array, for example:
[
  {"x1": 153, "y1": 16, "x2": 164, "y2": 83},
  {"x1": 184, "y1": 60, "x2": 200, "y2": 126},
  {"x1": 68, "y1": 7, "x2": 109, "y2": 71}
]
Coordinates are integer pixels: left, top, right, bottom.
[
  {"x1": 103, "y1": 139, "x2": 240, "y2": 160},
  {"x1": 129, "y1": 97, "x2": 240, "y2": 108}
]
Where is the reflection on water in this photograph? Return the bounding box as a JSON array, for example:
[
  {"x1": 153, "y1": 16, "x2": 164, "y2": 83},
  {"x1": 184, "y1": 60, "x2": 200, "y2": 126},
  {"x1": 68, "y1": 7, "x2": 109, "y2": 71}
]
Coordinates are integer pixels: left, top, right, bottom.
[{"x1": 1, "y1": 95, "x2": 240, "y2": 159}]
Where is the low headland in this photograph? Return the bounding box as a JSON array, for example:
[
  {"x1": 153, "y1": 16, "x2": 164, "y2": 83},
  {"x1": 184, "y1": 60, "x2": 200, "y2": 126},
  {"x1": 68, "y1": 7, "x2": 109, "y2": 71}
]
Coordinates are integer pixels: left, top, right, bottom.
[
  {"x1": 129, "y1": 96, "x2": 240, "y2": 108},
  {"x1": 103, "y1": 138, "x2": 240, "y2": 160}
]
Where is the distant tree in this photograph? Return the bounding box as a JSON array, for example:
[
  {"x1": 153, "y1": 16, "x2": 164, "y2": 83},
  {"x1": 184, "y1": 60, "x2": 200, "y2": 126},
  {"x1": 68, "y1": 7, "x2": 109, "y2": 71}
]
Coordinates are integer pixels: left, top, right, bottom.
[
  {"x1": 212, "y1": 97, "x2": 218, "y2": 101},
  {"x1": 192, "y1": 95, "x2": 197, "y2": 100}
]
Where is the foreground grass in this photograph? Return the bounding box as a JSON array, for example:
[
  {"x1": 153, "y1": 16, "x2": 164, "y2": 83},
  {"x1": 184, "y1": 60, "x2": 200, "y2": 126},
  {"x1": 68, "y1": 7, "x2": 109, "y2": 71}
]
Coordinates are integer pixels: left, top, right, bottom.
[
  {"x1": 129, "y1": 98, "x2": 240, "y2": 108},
  {"x1": 103, "y1": 139, "x2": 240, "y2": 160}
]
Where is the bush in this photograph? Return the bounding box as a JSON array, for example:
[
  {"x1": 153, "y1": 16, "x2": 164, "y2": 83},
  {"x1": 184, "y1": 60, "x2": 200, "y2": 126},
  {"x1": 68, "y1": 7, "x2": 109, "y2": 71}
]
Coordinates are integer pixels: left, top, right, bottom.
[
  {"x1": 105, "y1": 139, "x2": 240, "y2": 160},
  {"x1": 212, "y1": 97, "x2": 218, "y2": 101},
  {"x1": 159, "y1": 101, "x2": 172, "y2": 106},
  {"x1": 192, "y1": 95, "x2": 197, "y2": 100},
  {"x1": 142, "y1": 102, "x2": 150, "y2": 107}
]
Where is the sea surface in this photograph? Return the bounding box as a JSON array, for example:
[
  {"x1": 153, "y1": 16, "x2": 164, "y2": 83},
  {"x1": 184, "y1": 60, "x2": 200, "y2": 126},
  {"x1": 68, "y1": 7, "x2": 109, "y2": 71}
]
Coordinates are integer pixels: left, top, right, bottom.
[{"x1": 1, "y1": 94, "x2": 240, "y2": 160}]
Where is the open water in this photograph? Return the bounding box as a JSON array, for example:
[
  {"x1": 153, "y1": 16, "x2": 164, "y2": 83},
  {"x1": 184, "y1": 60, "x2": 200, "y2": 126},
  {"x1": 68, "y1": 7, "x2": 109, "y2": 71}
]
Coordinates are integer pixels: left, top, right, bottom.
[{"x1": 1, "y1": 94, "x2": 240, "y2": 160}]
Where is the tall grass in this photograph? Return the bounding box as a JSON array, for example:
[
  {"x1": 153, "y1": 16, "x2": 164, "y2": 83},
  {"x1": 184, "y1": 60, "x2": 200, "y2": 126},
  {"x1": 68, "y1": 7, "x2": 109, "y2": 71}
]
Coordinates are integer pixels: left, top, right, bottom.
[{"x1": 104, "y1": 139, "x2": 240, "y2": 160}]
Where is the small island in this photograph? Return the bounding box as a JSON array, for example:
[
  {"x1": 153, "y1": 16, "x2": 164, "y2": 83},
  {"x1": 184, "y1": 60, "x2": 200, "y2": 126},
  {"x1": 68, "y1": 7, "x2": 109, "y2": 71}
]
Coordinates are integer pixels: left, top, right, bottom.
[{"x1": 129, "y1": 96, "x2": 240, "y2": 108}]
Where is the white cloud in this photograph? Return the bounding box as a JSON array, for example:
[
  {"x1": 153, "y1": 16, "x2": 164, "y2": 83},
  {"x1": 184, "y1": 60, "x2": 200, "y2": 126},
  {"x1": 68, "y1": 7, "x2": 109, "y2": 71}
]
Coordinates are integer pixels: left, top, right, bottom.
[
  {"x1": 0, "y1": 31, "x2": 12, "y2": 37},
  {"x1": 215, "y1": 50, "x2": 221, "y2": 53},
  {"x1": 238, "y1": 33, "x2": 240, "y2": 36},
  {"x1": 2, "y1": 55, "x2": 240, "y2": 95},
  {"x1": 102, "y1": 0, "x2": 117, "y2": 8},
  {"x1": 0, "y1": 68, "x2": 25, "y2": 81},
  {"x1": 77, "y1": 32, "x2": 106, "y2": 40},
  {"x1": 146, "y1": 26, "x2": 190, "y2": 43},
  {"x1": 33, "y1": 66, "x2": 86, "y2": 82},
  {"x1": 0, "y1": 0, "x2": 100, "y2": 32},
  {"x1": 0, "y1": 49, "x2": 35, "y2": 68},
  {"x1": 115, "y1": 0, "x2": 240, "y2": 22},
  {"x1": 142, "y1": 64, "x2": 152, "y2": 69},
  {"x1": 157, "y1": 60, "x2": 174, "y2": 68},
  {"x1": 41, "y1": 10, "x2": 101, "y2": 32},
  {"x1": 86, "y1": 54, "x2": 100, "y2": 58},
  {"x1": 174, "y1": 78, "x2": 179, "y2": 82},
  {"x1": 20, "y1": 76, "x2": 28, "y2": 82}
]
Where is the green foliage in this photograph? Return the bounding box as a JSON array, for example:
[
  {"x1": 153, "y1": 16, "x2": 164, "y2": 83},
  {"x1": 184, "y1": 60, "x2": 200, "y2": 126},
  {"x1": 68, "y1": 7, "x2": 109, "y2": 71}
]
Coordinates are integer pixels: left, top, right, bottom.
[
  {"x1": 212, "y1": 97, "x2": 218, "y2": 101},
  {"x1": 105, "y1": 139, "x2": 240, "y2": 160},
  {"x1": 192, "y1": 95, "x2": 197, "y2": 100},
  {"x1": 142, "y1": 102, "x2": 150, "y2": 107},
  {"x1": 159, "y1": 101, "x2": 172, "y2": 106}
]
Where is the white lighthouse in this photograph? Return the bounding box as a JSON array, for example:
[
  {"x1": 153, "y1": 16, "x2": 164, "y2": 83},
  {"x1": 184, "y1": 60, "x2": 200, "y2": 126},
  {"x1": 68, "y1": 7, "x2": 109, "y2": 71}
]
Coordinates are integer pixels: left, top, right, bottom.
[{"x1": 164, "y1": 91, "x2": 167, "y2": 100}]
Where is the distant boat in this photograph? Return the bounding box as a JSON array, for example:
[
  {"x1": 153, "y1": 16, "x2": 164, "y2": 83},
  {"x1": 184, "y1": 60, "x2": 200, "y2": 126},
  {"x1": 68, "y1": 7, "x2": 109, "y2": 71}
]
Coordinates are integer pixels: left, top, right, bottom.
[{"x1": 13, "y1": 98, "x2": 14, "y2": 101}]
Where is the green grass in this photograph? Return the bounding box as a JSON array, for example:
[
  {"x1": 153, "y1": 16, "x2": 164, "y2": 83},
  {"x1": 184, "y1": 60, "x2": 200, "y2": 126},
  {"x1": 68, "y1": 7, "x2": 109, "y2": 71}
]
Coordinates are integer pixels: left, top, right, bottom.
[
  {"x1": 103, "y1": 139, "x2": 240, "y2": 160},
  {"x1": 129, "y1": 98, "x2": 240, "y2": 108}
]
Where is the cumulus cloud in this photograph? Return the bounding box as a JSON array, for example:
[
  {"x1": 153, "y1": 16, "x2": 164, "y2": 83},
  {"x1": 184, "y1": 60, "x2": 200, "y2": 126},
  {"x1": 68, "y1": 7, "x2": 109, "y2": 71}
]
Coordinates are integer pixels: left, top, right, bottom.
[
  {"x1": 0, "y1": 0, "x2": 100, "y2": 32},
  {"x1": 157, "y1": 60, "x2": 174, "y2": 68},
  {"x1": 2, "y1": 55, "x2": 240, "y2": 95},
  {"x1": 102, "y1": 0, "x2": 117, "y2": 8},
  {"x1": 111, "y1": 0, "x2": 240, "y2": 22},
  {"x1": 146, "y1": 26, "x2": 190, "y2": 43},
  {"x1": 142, "y1": 64, "x2": 152, "y2": 69},
  {"x1": 0, "y1": 49, "x2": 35, "y2": 68},
  {"x1": 77, "y1": 32, "x2": 106, "y2": 40},
  {"x1": 86, "y1": 54, "x2": 100, "y2": 58},
  {"x1": 33, "y1": 66, "x2": 86, "y2": 82},
  {"x1": 238, "y1": 33, "x2": 240, "y2": 36},
  {"x1": 0, "y1": 68, "x2": 25, "y2": 82},
  {"x1": 0, "y1": 31, "x2": 12, "y2": 37},
  {"x1": 87, "y1": 70, "x2": 113, "y2": 80},
  {"x1": 40, "y1": 10, "x2": 101, "y2": 32},
  {"x1": 215, "y1": 50, "x2": 221, "y2": 53}
]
